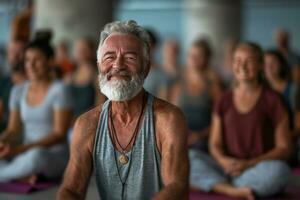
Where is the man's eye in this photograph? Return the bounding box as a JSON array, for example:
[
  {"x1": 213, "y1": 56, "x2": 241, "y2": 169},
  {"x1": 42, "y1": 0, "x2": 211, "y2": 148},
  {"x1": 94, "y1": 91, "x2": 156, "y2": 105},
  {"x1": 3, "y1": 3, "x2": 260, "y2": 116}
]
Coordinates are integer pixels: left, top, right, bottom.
[
  {"x1": 105, "y1": 56, "x2": 114, "y2": 61},
  {"x1": 125, "y1": 56, "x2": 136, "y2": 60}
]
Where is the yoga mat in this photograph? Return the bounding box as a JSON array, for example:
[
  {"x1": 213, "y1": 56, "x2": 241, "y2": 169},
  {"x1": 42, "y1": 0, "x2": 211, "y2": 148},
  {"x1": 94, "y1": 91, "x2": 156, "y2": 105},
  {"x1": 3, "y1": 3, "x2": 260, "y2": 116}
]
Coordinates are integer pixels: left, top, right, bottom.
[
  {"x1": 189, "y1": 186, "x2": 300, "y2": 200},
  {"x1": 291, "y1": 167, "x2": 300, "y2": 176},
  {"x1": 0, "y1": 181, "x2": 57, "y2": 194}
]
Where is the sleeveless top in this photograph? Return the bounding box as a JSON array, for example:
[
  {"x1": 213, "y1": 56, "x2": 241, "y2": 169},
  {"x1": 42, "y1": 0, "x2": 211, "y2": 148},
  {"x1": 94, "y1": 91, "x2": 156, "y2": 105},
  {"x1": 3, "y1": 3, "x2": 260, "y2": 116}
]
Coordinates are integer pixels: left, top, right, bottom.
[
  {"x1": 179, "y1": 85, "x2": 212, "y2": 151},
  {"x1": 179, "y1": 88, "x2": 212, "y2": 131},
  {"x1": 68, "y1": 82, "x2": 95, "y2": 118},
  {"x1": 93, "y1": 94, "x2": 163, "y2": 200}
]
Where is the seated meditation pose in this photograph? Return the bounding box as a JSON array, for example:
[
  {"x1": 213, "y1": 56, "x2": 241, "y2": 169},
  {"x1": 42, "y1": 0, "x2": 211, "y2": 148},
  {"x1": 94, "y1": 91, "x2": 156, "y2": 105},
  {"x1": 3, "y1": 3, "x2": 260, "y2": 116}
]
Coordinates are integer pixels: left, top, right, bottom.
[
  {"x1": 0, "y1": 32, "x2": 72, "y2": 183},
  {"x1": 189, "y1": 42, "x2": 292, "y2": 200},
  {"x1": 57, "y1": 20, "x2": 189, "y2": 200}
]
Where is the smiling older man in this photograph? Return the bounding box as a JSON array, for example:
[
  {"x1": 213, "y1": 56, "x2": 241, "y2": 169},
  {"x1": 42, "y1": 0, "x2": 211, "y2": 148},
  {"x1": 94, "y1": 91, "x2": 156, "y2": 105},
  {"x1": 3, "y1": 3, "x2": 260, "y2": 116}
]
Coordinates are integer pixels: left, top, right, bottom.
[{"x1": 57, "y1": 20, "x2": 189, "y2": 200}]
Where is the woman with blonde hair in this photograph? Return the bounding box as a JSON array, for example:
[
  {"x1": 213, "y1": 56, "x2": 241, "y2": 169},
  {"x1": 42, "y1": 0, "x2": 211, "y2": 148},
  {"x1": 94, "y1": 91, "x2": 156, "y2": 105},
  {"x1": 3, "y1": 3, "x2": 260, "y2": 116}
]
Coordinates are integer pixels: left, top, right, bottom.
[{"x1": 189, "y1": 42, "x2": 291, "y2": 199}]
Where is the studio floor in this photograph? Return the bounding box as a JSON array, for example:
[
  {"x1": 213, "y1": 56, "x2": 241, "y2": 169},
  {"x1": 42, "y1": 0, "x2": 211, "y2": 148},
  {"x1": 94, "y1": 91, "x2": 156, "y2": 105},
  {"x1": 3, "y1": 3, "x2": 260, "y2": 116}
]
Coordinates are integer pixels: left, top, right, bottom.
[
  {"x1": 0, "y1": 176, "x2": 98, "y2": 200},
  {"x1": 1, "y1": 173, "x2": 300, "y2": 200}
]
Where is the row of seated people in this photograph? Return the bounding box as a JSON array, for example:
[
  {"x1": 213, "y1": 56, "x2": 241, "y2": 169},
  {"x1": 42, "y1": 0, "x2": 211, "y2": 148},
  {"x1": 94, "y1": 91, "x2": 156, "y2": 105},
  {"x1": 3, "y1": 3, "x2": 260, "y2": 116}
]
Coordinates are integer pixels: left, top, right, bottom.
[{"x1": 0, "y1": 29, "x2": 300, "y2": 199}]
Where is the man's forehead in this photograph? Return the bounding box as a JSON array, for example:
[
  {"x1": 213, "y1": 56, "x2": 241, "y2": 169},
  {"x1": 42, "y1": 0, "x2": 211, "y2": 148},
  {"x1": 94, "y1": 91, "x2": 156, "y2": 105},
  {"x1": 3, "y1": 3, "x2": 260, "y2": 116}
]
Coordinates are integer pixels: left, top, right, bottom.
[{"x1": 101, "y1": 33, "x2": 142, "y2": 51}]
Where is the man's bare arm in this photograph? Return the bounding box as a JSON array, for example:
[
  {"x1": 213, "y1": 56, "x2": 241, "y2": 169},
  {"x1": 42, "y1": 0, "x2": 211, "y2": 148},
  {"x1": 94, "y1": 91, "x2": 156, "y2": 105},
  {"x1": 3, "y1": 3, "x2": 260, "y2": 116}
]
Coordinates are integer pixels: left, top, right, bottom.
[
  {"x1": 57, "y1": 109, "x2": 99, "y2": 200},
  {"x1": 153, "y1": 103, "x2": 189, "y2": 200}
]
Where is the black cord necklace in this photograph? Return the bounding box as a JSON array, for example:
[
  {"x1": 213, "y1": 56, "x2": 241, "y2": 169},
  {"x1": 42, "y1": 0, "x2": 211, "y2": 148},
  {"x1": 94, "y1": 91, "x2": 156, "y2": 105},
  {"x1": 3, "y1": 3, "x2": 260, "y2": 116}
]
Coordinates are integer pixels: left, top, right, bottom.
[{"x1": 108, "y1": 92, "x2": 147, "y2": 200}]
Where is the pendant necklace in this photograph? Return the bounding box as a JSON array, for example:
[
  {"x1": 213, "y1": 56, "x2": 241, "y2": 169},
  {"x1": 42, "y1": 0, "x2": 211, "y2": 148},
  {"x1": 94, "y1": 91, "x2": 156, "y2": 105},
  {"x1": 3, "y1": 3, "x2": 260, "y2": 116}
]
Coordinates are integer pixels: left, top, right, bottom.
[
  {"x1": 108, "y1": 93, "x2": 147, "y2": 200},
  {"x1": 109, "y1": 93, "x2": 146, "y2": 164}
]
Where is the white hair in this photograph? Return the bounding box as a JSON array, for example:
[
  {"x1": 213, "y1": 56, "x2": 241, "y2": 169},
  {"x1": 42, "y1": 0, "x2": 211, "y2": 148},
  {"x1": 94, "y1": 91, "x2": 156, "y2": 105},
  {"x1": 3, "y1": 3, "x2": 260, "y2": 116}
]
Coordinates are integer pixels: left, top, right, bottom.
[
  {"x1": 98, "y1": 70, "x2": 144, "y2": 101},
  {"x1": 96, "y1": 20, "x2": 151, "y2": 70}
]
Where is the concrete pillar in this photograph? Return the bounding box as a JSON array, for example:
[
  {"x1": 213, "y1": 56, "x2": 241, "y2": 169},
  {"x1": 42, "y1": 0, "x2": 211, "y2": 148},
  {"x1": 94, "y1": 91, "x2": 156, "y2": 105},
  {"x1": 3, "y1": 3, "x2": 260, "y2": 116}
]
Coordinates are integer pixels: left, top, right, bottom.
[
  {"x1": 183, "y1": 0, "x2": 241, "y2": 66},
  {"x1": 34, "y1": 0, "x2": 113, "y2": 44}
]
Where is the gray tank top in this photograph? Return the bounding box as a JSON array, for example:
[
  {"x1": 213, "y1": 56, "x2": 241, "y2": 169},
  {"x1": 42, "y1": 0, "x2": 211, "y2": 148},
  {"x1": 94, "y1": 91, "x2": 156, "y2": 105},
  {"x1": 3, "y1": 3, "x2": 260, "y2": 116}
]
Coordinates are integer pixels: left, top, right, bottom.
[{"x1": 93, "y1": 94, "x2": 163, "y2": 200}]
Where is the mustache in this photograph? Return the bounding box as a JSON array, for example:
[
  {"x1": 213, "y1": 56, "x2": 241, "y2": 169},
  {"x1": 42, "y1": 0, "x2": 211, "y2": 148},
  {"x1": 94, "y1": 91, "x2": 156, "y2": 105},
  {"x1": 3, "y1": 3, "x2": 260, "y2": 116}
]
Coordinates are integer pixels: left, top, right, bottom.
[{"x1": 105, "y1": 69, "x2": 132, "y2": 79}]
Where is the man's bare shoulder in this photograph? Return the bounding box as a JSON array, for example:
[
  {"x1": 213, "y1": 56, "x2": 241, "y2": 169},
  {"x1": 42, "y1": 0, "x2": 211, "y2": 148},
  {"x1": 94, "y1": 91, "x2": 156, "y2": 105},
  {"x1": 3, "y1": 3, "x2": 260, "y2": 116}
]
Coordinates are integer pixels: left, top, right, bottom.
[
  {"x1": 152, "y1": 97, "x2": 188, "y2": 153},
  {"x1": 76, "y1": 105, "x2": 102, "y2": 129},
  {"x1": 153, "y1": 97, "x2": 185, "y2": 123},
  {"x1": 153, "y1": 97, "x2": 187, "y2": 136}
]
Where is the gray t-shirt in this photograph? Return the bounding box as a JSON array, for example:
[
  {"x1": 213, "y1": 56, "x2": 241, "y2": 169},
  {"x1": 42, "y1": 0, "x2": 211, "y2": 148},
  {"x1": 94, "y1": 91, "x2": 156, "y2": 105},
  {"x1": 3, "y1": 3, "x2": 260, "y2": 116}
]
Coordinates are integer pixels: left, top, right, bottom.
[{"x1": 9, "y1": 81, "x2": 72, "y2": 150}]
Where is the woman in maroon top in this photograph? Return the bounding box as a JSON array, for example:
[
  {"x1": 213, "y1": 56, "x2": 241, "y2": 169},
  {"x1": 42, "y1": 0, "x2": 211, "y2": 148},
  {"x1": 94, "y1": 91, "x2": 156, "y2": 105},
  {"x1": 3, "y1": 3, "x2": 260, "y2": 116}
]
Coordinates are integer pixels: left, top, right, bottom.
[{"x1": 189, "y1": 42, "x2": 291, "y2": 200}]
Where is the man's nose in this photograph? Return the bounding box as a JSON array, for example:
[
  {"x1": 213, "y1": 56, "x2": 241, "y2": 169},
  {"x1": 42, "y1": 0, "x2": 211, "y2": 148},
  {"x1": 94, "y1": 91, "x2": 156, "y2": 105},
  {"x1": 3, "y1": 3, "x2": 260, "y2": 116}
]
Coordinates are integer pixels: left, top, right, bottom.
[{"x1": 113, "y1": 55, "x2": 124, "y2": 69}]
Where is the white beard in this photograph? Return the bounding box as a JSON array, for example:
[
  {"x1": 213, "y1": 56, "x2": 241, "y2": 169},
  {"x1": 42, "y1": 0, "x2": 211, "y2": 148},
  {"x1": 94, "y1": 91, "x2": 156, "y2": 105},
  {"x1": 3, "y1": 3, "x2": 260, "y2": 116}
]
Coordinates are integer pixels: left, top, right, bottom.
[{"x1": 98, "y1": 70, "x2": 144, "y2": 101}]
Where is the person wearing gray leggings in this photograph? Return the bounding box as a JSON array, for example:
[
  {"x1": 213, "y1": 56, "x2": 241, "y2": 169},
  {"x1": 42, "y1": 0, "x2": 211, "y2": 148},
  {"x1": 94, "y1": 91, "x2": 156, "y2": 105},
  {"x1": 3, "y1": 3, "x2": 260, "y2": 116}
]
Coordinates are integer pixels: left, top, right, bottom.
[{"x1": 0, "y1": 33, "x2": 72, "y2": 183}]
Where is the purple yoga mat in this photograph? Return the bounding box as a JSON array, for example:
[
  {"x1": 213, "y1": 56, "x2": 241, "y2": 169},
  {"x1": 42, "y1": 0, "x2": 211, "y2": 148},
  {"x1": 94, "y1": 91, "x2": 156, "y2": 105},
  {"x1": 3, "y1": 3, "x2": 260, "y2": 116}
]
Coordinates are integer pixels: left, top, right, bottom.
[
  {"x1": 190, "y1": 187, "x2": 300, "y2": 200},
  {"x1": 0, "y1": 181, "x2": 57, "y2": 194},
  {"x1": 292, "y1": 167, "x2": 300, "y2": 176}
]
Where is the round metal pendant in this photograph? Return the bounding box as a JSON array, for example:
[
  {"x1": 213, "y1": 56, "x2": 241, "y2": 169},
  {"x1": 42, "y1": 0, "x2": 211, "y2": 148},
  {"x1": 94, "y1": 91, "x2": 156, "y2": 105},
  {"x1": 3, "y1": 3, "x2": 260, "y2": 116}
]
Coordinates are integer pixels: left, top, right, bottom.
[{"x1": 119, "y1": 154, "x2": 129, "y2": 165}]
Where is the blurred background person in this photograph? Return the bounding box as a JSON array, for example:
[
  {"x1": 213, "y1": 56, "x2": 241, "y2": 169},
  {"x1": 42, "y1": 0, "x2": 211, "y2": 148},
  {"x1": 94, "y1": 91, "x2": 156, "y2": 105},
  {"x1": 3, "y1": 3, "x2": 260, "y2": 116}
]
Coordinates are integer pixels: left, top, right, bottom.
[
  {"x1": 0, "y1": 39, "x2": 26, "y2": 132},
  {"x1": 55, "y1": 40, "x2": 75, "y2": 79},
  {"x1": 264, "y1": 50, "x2": 293, "y2": 126},
  {"x1": 68, "y1": 61, "x2": 97, "y2": 122},
  {"x1": 65, "y1": 36, "x2": 97, "y2": 84},
  {"x1": 73, "y1": 37, "x2": 96, "y2": 66},
  {"x1": 274, "y1": 28, "x2": 300, "y2": 83},
  {"x1": 159, "y1": 39, "x2": 181, "y2": 101},
  {"x1": 169, "y1": 38, "x2": 222, "y2": 151},
  {"x1": 264, "y1": 49, "x2": 300, "y2": 165},
  {"x1": 10, "y1": 0, "x2": 33, "y2": 43},
  {"x1": 0, "y1": 30, "x2": 72, "y2": 183},
  {"x1": 274, "y1": 28, "x2": 300, "y2": 69},
  {"x1": 220, "y1": 39, "x2": 238, "y2": 88},
  {"x1": 189, "y1": 42, "x2": 291, "y2": 199},
  {"x1": 143, "y1": 28, "x2": 166, "y2": 97},
  {"x1": 2, "y1": 39, "x2": 26, "y2": 76},
  {"x1": 1, "y1": 0, "x2": 300, "y2": 199},
  {"x1": 10, "y1": 61, "x2": 27, "y2": 85},
  {"x1": 66, "y1": 38, "x2": 102, "y2": 142}
]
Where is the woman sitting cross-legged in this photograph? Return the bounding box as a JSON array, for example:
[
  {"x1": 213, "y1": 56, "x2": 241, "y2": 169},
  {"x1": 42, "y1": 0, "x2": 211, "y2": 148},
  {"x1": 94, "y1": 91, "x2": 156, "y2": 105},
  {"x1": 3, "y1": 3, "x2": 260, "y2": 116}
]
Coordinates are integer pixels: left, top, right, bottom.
[
  {"x1": 0, "y1": 31, "x2": 72, "y2": 183},
  {"x1": 189, "y1": 42, "x2": 291, "y2": 200}
]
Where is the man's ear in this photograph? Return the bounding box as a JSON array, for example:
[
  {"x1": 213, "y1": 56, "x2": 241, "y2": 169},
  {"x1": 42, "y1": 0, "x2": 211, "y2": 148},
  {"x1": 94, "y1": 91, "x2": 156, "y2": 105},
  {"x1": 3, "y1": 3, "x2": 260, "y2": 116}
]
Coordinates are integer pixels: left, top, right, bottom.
[{"x1": 143, "y1": 60, "x2": 151, "y2": 78}]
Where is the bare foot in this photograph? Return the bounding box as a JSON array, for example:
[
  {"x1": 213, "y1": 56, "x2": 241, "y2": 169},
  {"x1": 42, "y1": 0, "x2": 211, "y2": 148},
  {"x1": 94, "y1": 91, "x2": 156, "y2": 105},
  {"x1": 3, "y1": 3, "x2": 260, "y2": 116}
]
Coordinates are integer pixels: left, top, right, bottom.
[
  {"x1": 213, "y1": 183, "x2": 255, "y2": 200},
  {"x1": 16, "y1": 175, "x2": 38, "y2": 185}
]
